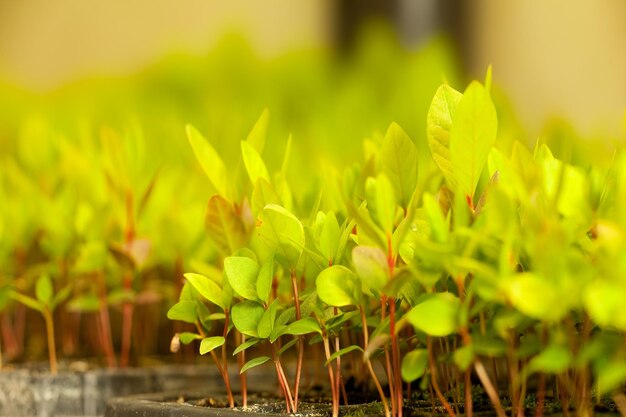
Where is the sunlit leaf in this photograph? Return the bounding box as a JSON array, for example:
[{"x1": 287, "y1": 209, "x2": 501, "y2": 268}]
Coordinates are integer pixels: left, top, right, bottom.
[
  {"x1": 246, "y1": 109, "x2": 269, "y2": 153},
  {"x1": 224, "y1": 256, "x2": 259, "y2": 301},
  {"x1": 240, "y1": 356, "x2": 271, "y2": 374},
  {"x1": 241, "y1": 140, "x2": 270, "y2": 184},
  {"x1": 35, "y1": 274, "x2": 53, "y2": 307},
  {"x1": 316, "y1": 265, "x2": 361, "y2": 307},
  {"x1": 406, "y1": 293, "x2": 460, "y2": 337},
  {"x1": 256, "y1": 254, "x2": 275, "y2": 304},
  {"x1": 449, "y1": 81, "x2": 497, "y2": 201},
  {"x1": 167, "y1": 300, "x2": 198, "y2": 324},
  {"x1": 231, "y1": 300, "x2": 265, "y2": 337},
  {"x1": 199, "y1": 336, "x2": 225, "y2": 355},
  {"x1": 186, "y1": 125, "x2": 229, "y2": 198},
  {"x1": 427, "y1": 84, "x2": 462, "y2": 187},
  {"x1": 205, "y1": 195, "x2": 248, "y2": 255},
  {"x1": 320, "y1": 211, "x2": 340, "y2": 263},
  {"x1": 401, "y1": 349, "x2": 428, "y2": 382},
  {"x1": 284, "y1": 317, "x2": 322, "y2": 336},
  {"x1": 257, "y1": 204, "x2": 304, "y2": 271},
  {"x1": 381, "y1": 122, "x2": 418, "y2": 209},
  {"x1": 184, "y1": 273, "x2": 224, "y2": 310},
  {"x1": 179, "y1": 332, "x2": 202, "y2": 345},
  {"x1": 352, "y1": 246, "x2": 388, "y2": 294}
]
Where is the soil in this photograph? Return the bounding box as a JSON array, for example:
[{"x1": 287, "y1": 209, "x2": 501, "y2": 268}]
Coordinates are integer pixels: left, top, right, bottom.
[{"x1": 171, "y1": 388, "x2": 623, "y2": 417}]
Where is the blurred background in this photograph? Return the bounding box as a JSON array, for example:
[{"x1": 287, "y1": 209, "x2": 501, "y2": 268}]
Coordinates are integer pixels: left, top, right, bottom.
[{"x1": 0, "y1": 0, "x2": 624, "y2": 137}]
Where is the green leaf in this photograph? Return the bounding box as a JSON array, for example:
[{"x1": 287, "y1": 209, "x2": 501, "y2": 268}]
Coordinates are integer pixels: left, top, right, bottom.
[
  {"x1": 381, "y1": 122, "x2": 418, "y2": 209},
  {"x1": 199, "y1": 336, "x2": 225, "y2": 355},
  {"x1": 184, "y1": 273, "x2": 224, "y2": 310},
  {"x1": 257, "y1": 204, "x2": 304, "y2": 271},
  {"x1": 596, "y1": 362, "x2": 626, "y2": 395},
  {"x1": 35, "y1": 274, "x2": 53, "y2": 307},
  {"x1": 256, "y1": 254, "x2": 275, "y2": 304},
  {"x1": 453, "y1": 345, "x2": 474, "y2": 371},
  {"x1": 346, "y1": 201, "x2": 387, "y2": 250},
  {"x1": 257, "y1": 299, "x2": 278, "y2": 339},
  {"x1": 320, "y1": 211, "x2": 340, "y2": 263},
  {"x1": 167, "y1": 300, "x2": 198, "y2": 324},
  {"x1": 401, "y1": 349, "x2": 428, "y2": 382},
  {"x1": 240, "y1": 356, "x2": 271, "y2": 374},
  {"x1": 51, "y1": 284, "x2": 72, "y2": 310},
  {"x1": 251, "y1": 178, "x2": 282, "y2": 216},
  {"x1": 527, "y1": 344, "x2": 571, "y2": 374},
  {"x1": 224, "y1": 256, "x2": 259, "y2": 301},
  {"x1": 365, "y1": 174, "x2": 397, "y2": 234},
  {"x1": 423, "y1": 193, "x2": 449, "y2": 244},
  {"x1": 584, "y1": 281, "x2": 626, "y2": 330},
  {"x1": 186, "y1": 125, "x2": 229, "y2": 198},
  {"x1": 233, "y1": 338, "x2": 261, "y2": 355},
  {"x1": 231, "y1": 300, "x2": 265, "y2": 337},
  {"x1": 278, "y1": 338, "x2": 299, "y2": 356},
  {"x1": 205, "y1": 195, "x2": 248, "y2": 255},
  {"x1": 449, "y1": 81, "x2": 498, "y2": 200},
  {"x1": 107, "y1": 288, "x2": 135, "y2": 306},
  {"x1": 406, "y1": 293, "x2": 460, "y2": 337},
  {"x1": 505, "y1": 273, "x2": 566, "y2": 323},
  {"x1": 246, "y1": 108, "x2": 269, "y2": 154},
  {"x1": 179, "y1": 332, "x2": 203, "y2": 344},
  {"x1": 68, "y1": 294, "x2": 101, "y2": 313},
  {"x1": 284, "y1": 317, "x2": 322, "y2": 336},
  {"x1": 427, "y1": 84, "x2": 462, "y2": 187},
  {"x1": 352, "y1": 246, "x2": 389, "y2": 294},
  {"x1": 316, "y1": 265, "x2": 361, "y2": 307},
  {"x1": 9, "y1": 291, "x2": 43, "y2": 313},
  {"x1": 325, "y1": 345, "x2": 364, "y2": 366},
  {"x1": 241, "y1": 140, "x2": 270, "y2": 184}
]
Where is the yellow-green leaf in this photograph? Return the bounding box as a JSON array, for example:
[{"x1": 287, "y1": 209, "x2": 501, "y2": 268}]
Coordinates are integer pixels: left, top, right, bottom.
[
  {"x1": 241, "y1": 140, "x2": 270, "y2": 184},
  {"x1": 381, "y1": 122, "x2": 418, "y2": 209},
  {"x1": 449, "y1": 81, "x2": 497, "y2": 201},
  {"x1": 186, "y1": 125, "x2": 229, "y2": 198},
  {"x1": 427, "y1": 84, "x2": 462, "y2": 187}
]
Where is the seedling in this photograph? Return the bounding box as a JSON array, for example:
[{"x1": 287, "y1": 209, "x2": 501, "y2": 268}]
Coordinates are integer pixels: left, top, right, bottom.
[{"x1": 9, "y1": 274, "x2": 71, "y2": 374}]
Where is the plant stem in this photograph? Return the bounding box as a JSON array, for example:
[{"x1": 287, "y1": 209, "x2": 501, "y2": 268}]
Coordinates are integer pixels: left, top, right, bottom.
[
  {"x1": 274, "y1": 358, "x2": 292, "y2": 413},
  {"x1": 238, "y1": 332, "x2": 248, "y2": 407},
  {"x1": 276, "y1": 358, "x2": 295, "y2": 412},
  {"x1": 465, "y1": 368, "x2": 473, "y2": 417},
  {"x1": 1, "y1": 315, "x2": 17, "y2": 360},
  {"x1": 97, "y1": 272, "x2": 117, "y2": 367},
  {"x1": 323, "y1": 335, "x2": 339, "y2": 417},
  {"x1": 427, "y1": 336, "x2": 456, "y2": 417},
  {"x1": 474, "y1": 360, "x2": 506, "y2": 417},
  {"x1": 359, "y1": 305, "x2": 390, "y2": 417},
  {"x1": 536, "y1": 372, "x2": 546, "y2": 417},
  {"x1": 120, "y1": 271, "x2": 134, "y2": 368},
  {"x1": 290, "y1": 271, "x2": 303, "y2": 411},
  {"x1": 381, "y1": 296, "x2": 396, "y2": 416},
  {"x1": 389, "y1": 297, "x2": 403, "y2": 417},
  {"x1": 42, "y1": 308, "x2": 58, "y2": 375},
  {"x1": 222, "y1": 310, "x2": 234, "y2": 408}
]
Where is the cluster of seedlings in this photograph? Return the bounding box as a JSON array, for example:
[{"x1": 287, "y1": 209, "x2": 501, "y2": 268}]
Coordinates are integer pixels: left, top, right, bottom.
[{"x1": 168, "y1": 73, "x2": 626, "y2": 417}]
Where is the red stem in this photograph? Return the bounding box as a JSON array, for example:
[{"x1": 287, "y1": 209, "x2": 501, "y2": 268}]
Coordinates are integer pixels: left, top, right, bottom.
[
  {"x1": 291, "y1": 271, "x2": 303, "y2": 411},
  {"x1": 389, "y1": 298, "x2": 403, "y2": 417}
]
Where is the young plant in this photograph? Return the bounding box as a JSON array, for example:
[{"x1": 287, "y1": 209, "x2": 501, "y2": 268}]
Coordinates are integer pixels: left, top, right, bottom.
[{"x1": 9, "y1": 274, "x2": 71, "y2": 374}]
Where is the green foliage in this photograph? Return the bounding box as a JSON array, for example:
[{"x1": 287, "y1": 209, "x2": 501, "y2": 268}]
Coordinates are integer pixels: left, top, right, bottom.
[
  {"x1": 406, "y1": 293, "x2": 460, "y2": 337},
  {"x1": 257, "y1": 204, "x2": 304, "y2": 271},
  {"x1": 1, "y1": 29, "x2": 623, "y2": 416}
]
